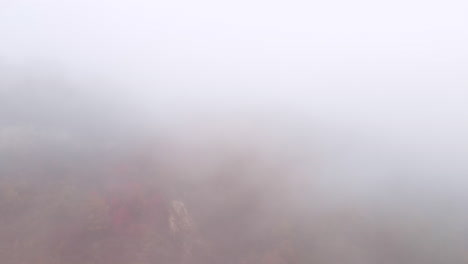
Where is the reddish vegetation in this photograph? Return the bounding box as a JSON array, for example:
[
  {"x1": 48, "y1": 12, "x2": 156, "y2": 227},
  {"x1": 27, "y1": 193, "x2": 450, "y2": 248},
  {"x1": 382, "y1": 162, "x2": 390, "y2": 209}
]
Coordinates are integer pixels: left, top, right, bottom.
[{"x1": 0, "y1": 142, "x2": 298, "y2": 264}]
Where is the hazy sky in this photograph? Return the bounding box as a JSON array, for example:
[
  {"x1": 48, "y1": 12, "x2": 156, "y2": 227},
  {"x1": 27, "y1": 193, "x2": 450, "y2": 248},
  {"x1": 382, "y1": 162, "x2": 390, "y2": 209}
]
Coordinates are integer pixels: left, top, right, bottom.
[
  {"x1": 1, "y1": 0, "x2": 466, "y2": 114},
  {"x1": 1, "y1": 0, "x2": 467, "y2": 198}
]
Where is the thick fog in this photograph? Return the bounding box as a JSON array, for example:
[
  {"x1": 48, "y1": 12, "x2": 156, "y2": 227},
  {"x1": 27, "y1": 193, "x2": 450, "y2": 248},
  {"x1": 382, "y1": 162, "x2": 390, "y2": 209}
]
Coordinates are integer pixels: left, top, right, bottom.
[{"x1": 1, "y1": 0, "x2": 468, "y2": 263}]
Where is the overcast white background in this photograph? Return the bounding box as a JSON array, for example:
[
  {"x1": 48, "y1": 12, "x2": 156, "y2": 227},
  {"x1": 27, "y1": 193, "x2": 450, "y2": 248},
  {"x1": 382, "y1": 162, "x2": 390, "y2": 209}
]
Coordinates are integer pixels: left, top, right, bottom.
[{"x1": 1, "y1": 0, "x2": 467, "y2": 201}]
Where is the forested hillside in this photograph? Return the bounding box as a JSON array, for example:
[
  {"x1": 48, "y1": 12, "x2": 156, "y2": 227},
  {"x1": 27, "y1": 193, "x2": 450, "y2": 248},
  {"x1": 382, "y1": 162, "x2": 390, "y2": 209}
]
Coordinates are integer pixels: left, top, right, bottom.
[{"x1": 1, "y1": 66, "x2": 467, "y2": 264}]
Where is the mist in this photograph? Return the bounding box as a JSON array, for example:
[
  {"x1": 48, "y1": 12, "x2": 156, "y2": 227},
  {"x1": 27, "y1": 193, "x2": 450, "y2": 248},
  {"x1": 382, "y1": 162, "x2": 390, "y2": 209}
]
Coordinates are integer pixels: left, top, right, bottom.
[{"x1": 1, "y1": 0, "x2": 468, "y2": 263}]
